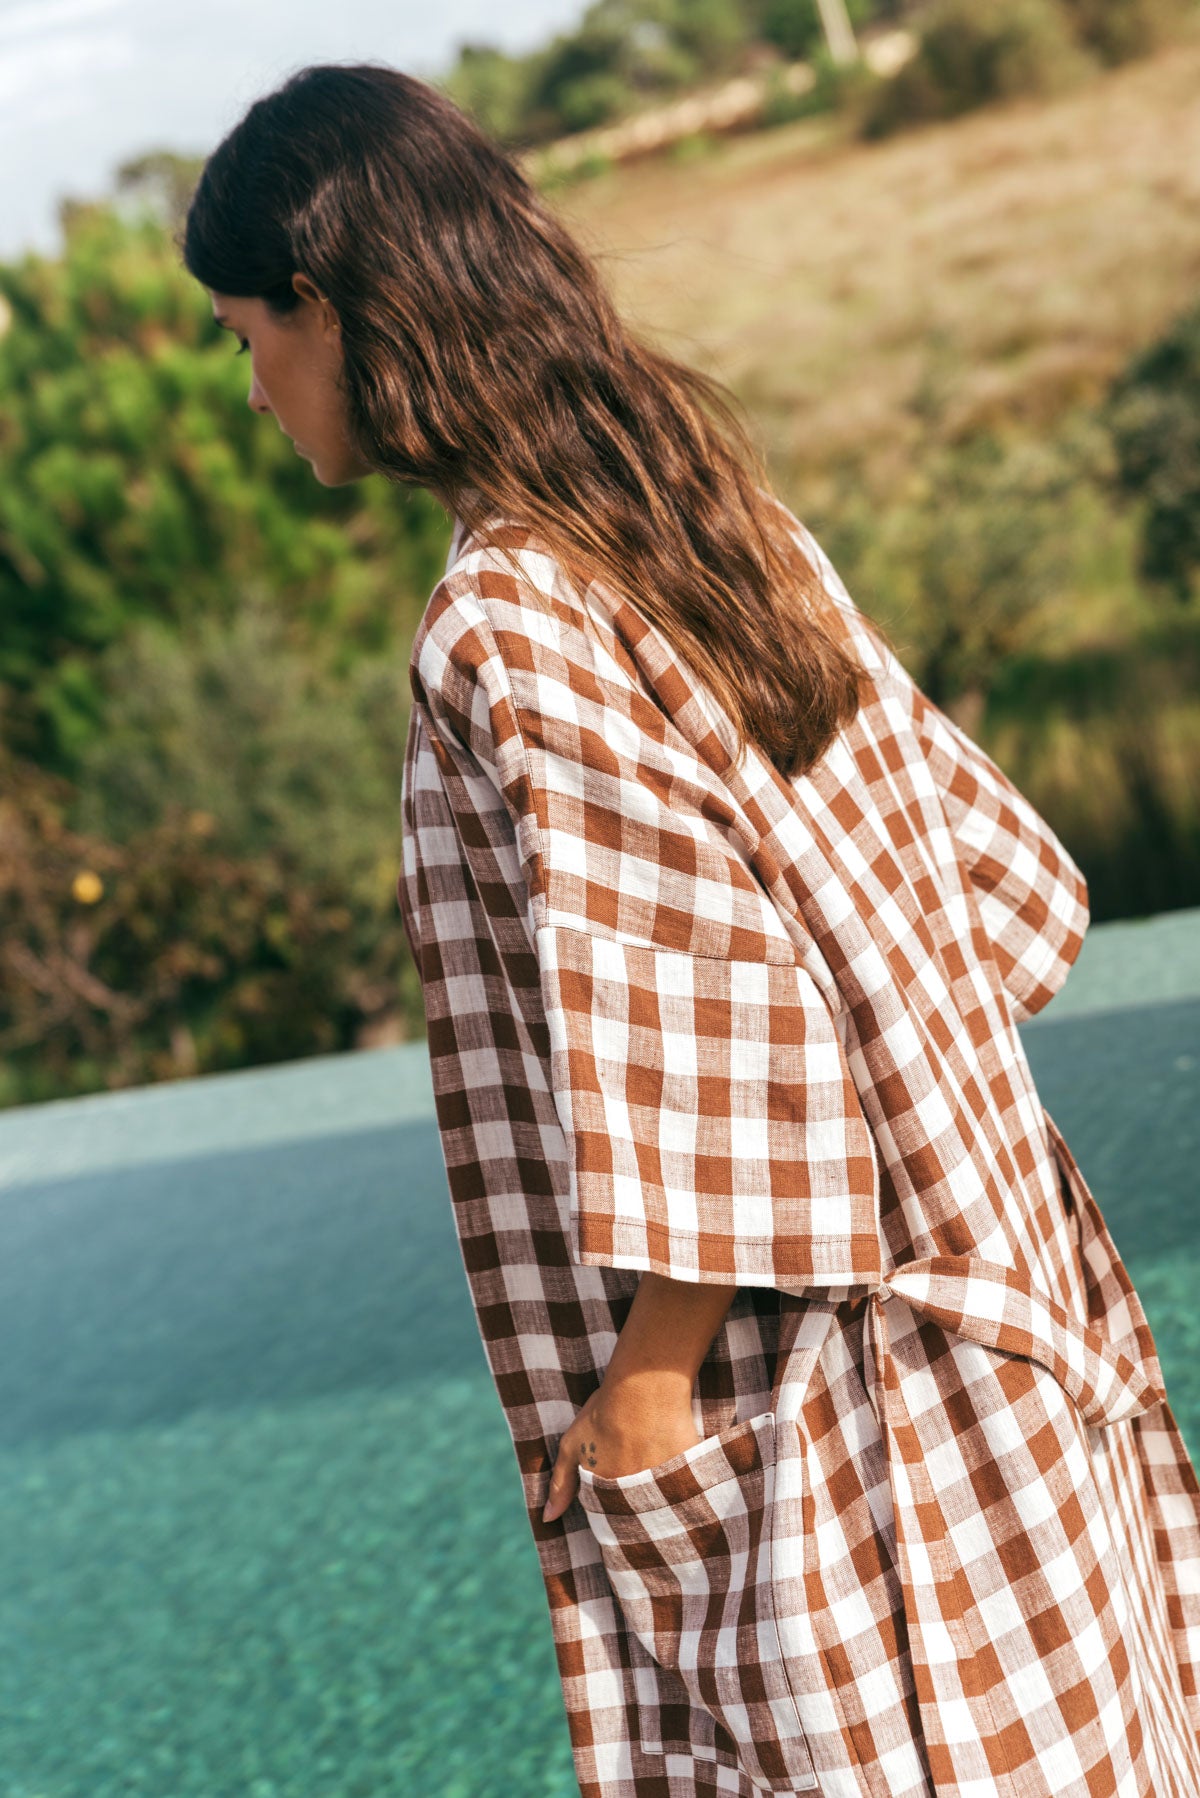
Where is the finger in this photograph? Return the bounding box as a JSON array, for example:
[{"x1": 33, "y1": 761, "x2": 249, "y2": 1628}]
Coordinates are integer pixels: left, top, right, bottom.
[{"x1": 542, "y1": 1443, "x2": 579, "y2": 1523}]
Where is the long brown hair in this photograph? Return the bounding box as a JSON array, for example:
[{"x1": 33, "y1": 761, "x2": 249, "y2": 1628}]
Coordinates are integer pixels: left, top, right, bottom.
[{"x1": 182, "y1": 61, "x2": 865, "y2": 780}]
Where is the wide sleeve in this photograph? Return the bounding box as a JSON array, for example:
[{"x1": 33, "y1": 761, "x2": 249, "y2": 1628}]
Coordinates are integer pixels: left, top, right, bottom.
[
  {"x1": 913, "y1": 688, "x2": 1090, "y2": 1023},
  {"x1": 409, "y1": 562, "x2": 880, "y2": 1292}
]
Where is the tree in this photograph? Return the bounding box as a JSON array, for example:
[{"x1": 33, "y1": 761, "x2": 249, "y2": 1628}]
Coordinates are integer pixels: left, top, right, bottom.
[
  {"x1": 440, "y1": 44, "x2": 534, "y2": 144},
  {"x1": 113, "y1": 149, "x2": 206, "y2": 237}
]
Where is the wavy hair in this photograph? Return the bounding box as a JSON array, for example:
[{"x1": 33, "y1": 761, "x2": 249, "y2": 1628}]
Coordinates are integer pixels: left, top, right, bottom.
[{"x1": 181, "y1": 61, "x2": 867, "y2": 779}]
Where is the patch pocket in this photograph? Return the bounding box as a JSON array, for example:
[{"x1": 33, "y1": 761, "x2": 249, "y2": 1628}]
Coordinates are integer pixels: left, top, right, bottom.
[{"x1": 577, "y1": 1412, "x2": 819, "y2": 1794}]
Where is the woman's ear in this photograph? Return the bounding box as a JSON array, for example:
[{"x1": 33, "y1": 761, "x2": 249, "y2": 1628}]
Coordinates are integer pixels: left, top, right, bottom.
[{"x1": 291, "y1": 270, "x2": 339, "y2": 334}]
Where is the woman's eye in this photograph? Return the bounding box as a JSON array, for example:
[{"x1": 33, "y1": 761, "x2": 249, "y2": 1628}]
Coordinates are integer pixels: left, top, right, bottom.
[{"x1": 236, "y1": 340, "x2": 249, "y2": 357}]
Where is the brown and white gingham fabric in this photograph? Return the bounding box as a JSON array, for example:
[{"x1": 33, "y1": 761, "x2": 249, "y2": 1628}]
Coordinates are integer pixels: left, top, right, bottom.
[{"x1": 399, "y1": 495, "x2": 1200, "y2": 1797}]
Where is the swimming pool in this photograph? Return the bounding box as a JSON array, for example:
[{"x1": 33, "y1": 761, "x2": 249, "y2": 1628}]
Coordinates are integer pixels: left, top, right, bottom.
[{"x1": 1, "y1": 908, "x2": 1197, "y2": 1798}]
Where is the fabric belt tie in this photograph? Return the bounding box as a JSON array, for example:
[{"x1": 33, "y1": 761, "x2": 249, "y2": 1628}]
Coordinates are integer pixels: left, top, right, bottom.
[{"x1": 864, "y1": 1254, "x2": 1166, "y2": 1429}]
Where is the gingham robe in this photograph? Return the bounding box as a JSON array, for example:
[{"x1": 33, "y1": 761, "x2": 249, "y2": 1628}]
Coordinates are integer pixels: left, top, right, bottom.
[{"x1": 398, "y1": 497, "x2": 1200, "y2": 1798}]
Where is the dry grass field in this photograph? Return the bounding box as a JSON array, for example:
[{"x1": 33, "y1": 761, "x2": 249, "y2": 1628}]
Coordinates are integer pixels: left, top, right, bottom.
[
  {"x1": 547, "y1": 35, "x2": 1200, "y2": 921},
  {"x1": 552, "y1": 33, "x2": 1200, "y2": 498}
]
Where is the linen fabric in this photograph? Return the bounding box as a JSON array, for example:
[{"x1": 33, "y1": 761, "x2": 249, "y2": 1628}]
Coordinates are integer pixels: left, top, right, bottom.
[{"x1": 398, "y1": 495, "x2": 1200, "y2": 1797}]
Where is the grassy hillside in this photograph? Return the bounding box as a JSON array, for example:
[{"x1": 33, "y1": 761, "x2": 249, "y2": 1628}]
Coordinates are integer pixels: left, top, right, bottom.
[
  {"x1": 552, "y1": 35, "x2": 1200, "y2": 497},
  {"x1": 548, "y1": 35, "x2": 1200, "y2": 922}
]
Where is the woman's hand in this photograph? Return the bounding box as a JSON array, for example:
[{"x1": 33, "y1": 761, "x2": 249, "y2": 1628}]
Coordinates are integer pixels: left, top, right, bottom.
[
  {"x1": 543, "y1": 1371, "x2": 702, "y2": 1522},
  {"x1": 541, "y1": 1270, "x2": 739, "y2": 1525}
]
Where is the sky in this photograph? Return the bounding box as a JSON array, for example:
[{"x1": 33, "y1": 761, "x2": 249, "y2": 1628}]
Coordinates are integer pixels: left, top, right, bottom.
[{"x1": 0, "y1": 0, "x2": 589, "y2": 261}]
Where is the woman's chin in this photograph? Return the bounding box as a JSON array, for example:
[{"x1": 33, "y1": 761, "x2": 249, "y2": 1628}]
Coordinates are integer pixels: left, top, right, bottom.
[
  {"x1": 307, "y1": 453, "x2": 341, "y2": 487},
  {"x1": 308, "y1": 450, "x2": 373, "y2": 488}
]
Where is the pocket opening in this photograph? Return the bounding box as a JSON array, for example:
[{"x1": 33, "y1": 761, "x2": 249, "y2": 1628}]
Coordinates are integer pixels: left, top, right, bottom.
[{"x1": 578, "y1": 1410, "x2": 819, "y2": 1794}]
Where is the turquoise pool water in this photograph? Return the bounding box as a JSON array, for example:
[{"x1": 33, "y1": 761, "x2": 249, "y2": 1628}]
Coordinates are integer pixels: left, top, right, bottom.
[{"x1": 1, "y1": 907, "x2": 1198, "y2": 1798}]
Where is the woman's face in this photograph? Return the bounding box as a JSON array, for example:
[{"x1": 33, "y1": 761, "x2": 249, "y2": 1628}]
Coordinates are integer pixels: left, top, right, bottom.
[{"x1": 209, "y1": 273, "x2": 375, "y2": 487}]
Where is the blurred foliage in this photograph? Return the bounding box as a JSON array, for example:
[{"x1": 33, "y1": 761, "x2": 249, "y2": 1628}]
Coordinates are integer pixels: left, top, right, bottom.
[
  {"x1": 1060, "y1": 0, "x2": 1194, "y2": 64},
  {"x1": 1106, "y1": 300, "x2": 1200, "y2": 605},
  {"x1": 0, "y1": 734, "x2": 424, "y2": 1109},
  {"x1": 986, "y1": 624, "x2": 1200, "y2": 924},
  {"x1": 445, "y1": 44, "x2": 542, "y2": 145},
  {"x1": 862, "y1": 0, "x2": 1093, "y2": 136},
  {"x1": 441, "y1": 0, "x2": 892, "y2": 144},
  {"x1": 112, "y1": 148, "x2": 207, "y2": 240},
  {"x1": 820, "y1": 429, "x2": 1086, "y2": 719},
  {"x1": 0, "y1": 203, "x2": 447, "y2": 1107},
  {"x1": 761, "y1": 42, "x2": 882, "y2": 127},
  {"x1": 440, "y1": 0, "x2": 1197, "y2": 154},
  {"x1": 760, "y1": 0, "x2": 876, "y2": 61},
  {"x1": 862, "y1": 0, "x2": 1197, "y2": 137},
  {"x1": 0, "y1": 204, "x2": 448, "y2": 772},
  {"x1": 72, "y1": 596, "x2": 410, "y2": 899}
]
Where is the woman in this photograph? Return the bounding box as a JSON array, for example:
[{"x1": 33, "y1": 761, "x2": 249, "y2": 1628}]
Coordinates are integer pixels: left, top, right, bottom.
[{"x1": 183, "y1": 61, "x2": 1200, "y2": 1798}]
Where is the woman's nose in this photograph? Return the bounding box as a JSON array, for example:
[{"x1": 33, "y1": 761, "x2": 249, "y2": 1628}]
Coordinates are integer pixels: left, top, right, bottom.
[{"x1": 247, "y1": 374, "x2": 271, "y2": 416}]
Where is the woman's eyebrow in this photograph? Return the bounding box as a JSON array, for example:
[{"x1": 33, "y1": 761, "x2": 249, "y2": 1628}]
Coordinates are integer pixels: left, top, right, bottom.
[{"x1": 212, "y1": 313, "x2": 231, "y2": 327}]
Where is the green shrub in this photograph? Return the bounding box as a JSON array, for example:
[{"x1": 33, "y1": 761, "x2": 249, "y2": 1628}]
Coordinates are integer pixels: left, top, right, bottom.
[
  {"x1": 1, "y1": 787, "x2": 425, "y2": 1108},
  {"x1": 862, "y1": 0, "x2": 1092, "y2": 137},
  {"x1": 762, "y1": 45, "x2": 882, "y2": 127},
  {"x1": 533, "y1": 147, "x2": 615, "y2": 193},
  {"x1": 667, "y1": 130, "x2": 718, "y2": 165},
  {"x1": 671, "y1": 0, "x2": 756, "y2": 72},
  {"x1": 760, "y1": 0, "x2": 876, "y2": 61},
  {"x1": 816, "y1": 431, "x2": 1080, "y2": 716},
  {"x1": 71, "y1": 596, "x2": 410, "y2": 918},
  {"x1": 0, "y1": 205, "x2": 446, "y2": 773},
  {"x1": 1106, "y1": 301, "x2": 1200, "y2": 605},
  {"x1": 986, "y1": 628, "x2": 1200, "y2": 923},
  {"x1": 555, "y1": 70, "x2": 633, "y2": 133},
  {"x1": 1060, "y1": 0, "x2": 1194, "y2": 65},
  {"x1": 440, "y1": 43, "x2": 536, "y2": 144},
  {"x1": 0, "y1": 606, "x2": 427, "y2": 1108}
]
